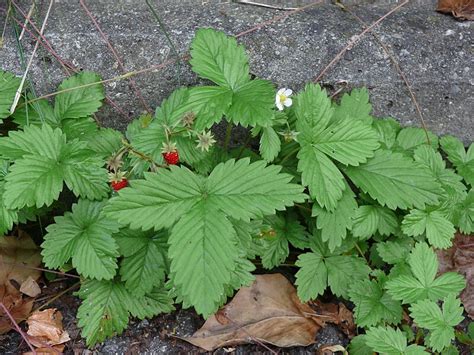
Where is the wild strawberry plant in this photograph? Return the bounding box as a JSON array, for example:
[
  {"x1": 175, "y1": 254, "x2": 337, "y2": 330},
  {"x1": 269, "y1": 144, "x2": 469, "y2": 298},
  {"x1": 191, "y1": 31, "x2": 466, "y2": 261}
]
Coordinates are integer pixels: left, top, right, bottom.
[{"x1": 0, "y1": 28, "x2": 473, "y2": 352}]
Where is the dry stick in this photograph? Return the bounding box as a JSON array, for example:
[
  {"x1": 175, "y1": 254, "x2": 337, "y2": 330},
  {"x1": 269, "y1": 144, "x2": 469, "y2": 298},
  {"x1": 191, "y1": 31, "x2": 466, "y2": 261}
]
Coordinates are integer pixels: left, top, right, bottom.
[
  {"x1": 313, "y1": 0, "x2": 409, "y2": 83},
  {"x1": 9, "y1": 0, "x2": 54, "y2": 114},
  {"x1": 79, "y1": 0, "x2": 152, "y2": 113},
  {"x1": 1, "y1": 261, "x2": 80, "y2": 279},
  {"x1": 0, "y1": 302, "x2": 37, "y2": 355},
  {"x1": 1, "y1": 1, "x2": 12, "y2": 48},
  {"x1": 18, "y1": 0, "x2": 34, "y2": 41},
  {"x1": 33, "y1": 282, "x2": 80, "y2": 312},
  {"x1": 341, "y1": 5, "x2": 431, "y2": 144},
  {"x1": 234, "y1": 0, "x2": 298, "y2": 11},
  {"x1": 235, "y1": 0, "x2": 323, "y2": 38},
  {"x1": 9, "y1": 1, "x2": 130, "y2": 120}
]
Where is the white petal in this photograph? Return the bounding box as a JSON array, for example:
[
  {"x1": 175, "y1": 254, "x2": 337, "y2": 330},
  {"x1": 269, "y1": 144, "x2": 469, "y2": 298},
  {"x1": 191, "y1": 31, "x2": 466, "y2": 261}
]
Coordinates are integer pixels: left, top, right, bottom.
[
  {"x1": 276, "y1": 102, "x2": 284, "y2": 111},
  {"x1": 277, "y1": 88, "x2": 286, "y2": 95},
  {"x1": 284, "y1": 88, "x2": 293, "y2": 96},
  {"x1": 284, "y1": 98, "x2": 293, "y2": 107},
  {"x1": 275, "y1": 96, "x2": 281, "y2": 105}
]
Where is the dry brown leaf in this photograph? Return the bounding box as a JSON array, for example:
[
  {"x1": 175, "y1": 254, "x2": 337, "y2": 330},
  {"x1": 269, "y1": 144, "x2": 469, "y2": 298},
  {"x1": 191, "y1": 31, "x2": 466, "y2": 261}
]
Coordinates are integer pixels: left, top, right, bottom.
[
  {"x1": 20, "y1": 276, "x2": 41, "y2": 298},
  {"x1": 308, "y1": 300, "x2": 355, "y2": 337},
  {"x1": 182, "y1": 274, "x2": 343, "y2": 351},
  {"x1": 437, "y1": 0, "x2": 474, "y2": 20},
  {"x1": 0, "y1": 285, "x2": 34, "y2": 334},
  {"x1": 437, "y1": 232, "x2": 474, "y2": 318},
  {"x1": 319, "y1": 344, "x2": 348, "y2": 355},
  {"x1": 0, "y1": 233, "x2": 42, "y2": 334},
  {"x1": 26, "y1": 308, "x2": 70, "y2": 348},
  {"x1": 0, "y1": 232, "x2": 42, "y2": 296},
  {"x1": 23, "y1": 345, "x2": 65, "y2": 355}
]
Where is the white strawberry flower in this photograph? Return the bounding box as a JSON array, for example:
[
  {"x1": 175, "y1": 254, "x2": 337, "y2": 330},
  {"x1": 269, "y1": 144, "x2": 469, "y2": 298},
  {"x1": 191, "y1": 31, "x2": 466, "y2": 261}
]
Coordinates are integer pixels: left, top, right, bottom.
[{"x1": 275, "y1": 88, "x2": 293, "y2": 111}]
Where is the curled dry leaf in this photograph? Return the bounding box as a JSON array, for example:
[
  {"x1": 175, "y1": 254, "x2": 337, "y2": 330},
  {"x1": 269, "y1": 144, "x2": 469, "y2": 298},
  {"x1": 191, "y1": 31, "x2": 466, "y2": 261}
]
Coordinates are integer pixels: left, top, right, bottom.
[
  {"x1": 20, "y1": 276, "x2": 41, "y2": 298},
  {"x1": 437, "y1": 0, "x2": 474, "y2": 20},
  {"x1": 0, "y1": 232, "x2": 42, "y2": 334},
  {"x1": 26, "y1": 308, "x2": 70, "y2": 352},
  {"x1": 182, "y1": 274, "x2": 352, "y2": 351},
  {"x1": 437, "y1": 232, "x2": 474, "y2": 318},
  {"x1": 319, "y1": 344, "x2": 349, "y2": 355},
  {"x1": 308, "y1": 300, "x2": 355, "y2": 337}
]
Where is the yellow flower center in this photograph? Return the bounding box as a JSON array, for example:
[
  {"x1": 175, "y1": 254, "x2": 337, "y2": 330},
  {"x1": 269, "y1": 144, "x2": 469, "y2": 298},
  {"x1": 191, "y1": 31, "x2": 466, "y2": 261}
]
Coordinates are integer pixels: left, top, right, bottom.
[{"x1": 279, "y1": 94, "x2": 287, "y2": 103}]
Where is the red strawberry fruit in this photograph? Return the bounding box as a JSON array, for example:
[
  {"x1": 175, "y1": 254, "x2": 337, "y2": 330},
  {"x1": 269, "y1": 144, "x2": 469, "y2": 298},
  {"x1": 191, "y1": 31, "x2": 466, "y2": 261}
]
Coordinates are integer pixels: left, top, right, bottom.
[
  {"x1": 111, "y1": 178, "x2": 128, "y2": 191},
  {"x1": 162, "y1": 151, "x2": 179, "y2": 165}
]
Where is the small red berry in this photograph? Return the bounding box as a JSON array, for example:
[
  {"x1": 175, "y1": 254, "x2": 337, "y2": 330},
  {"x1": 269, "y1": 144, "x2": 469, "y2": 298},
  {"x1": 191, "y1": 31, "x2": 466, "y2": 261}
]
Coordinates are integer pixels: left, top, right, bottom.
[
  {"x1": 111, "y1": 178, "x2": 128, "y2": 191},
  {"x1": 162, "y1": 151, "x2": 179, "y2": 165}
]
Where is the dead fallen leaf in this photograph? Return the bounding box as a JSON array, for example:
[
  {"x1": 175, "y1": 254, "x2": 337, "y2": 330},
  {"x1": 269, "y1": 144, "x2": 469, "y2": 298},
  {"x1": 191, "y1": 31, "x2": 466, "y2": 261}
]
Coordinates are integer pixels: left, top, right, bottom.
[
  {"x1": 0, "y1": 232, "x2": 42, "y2": 334},
  {"x1": 26, "y1": 309, "x2": 70, "y2": 353},
  {"x1": 437, "y1": 232, "x2": 474, "y2": 318},
  {"x1": 182, "y1": 274, "x2": 352, "y2": 351},
  {"x1": 319, "y1": 344, "x2": 349, "y2": 355},
  {"x1": 0, "y1": 285, "x2": 34, "y2": 334},
  {"x1": 20, "y1": 276, "x2": 41, "y2": 298},
  {"x1": 23, "y1": 345, "x2": 65, "y2": 355},
  {"x1": 437, "y1": 0, "x2": 474, "y2": 20},
  {"x1": 308, "y1": 300, "x2": 355, "y2": 337}
]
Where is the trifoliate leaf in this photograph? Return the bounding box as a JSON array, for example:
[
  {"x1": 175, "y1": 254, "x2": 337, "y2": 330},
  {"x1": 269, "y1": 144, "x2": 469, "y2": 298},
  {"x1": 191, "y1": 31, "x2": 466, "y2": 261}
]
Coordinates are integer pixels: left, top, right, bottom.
[
  {"x1": 297, "y1": 145, "x2": 345, "y2": 211},
  {"x1": 54, "y1": 71, "x2": 105, "y2": 120},
  {"x1": 259, "y1": 126, "x2": 281, "y2": 163},
  {"x1": 440, "y1": 135, "x2": 473, "y2": 186},
  {"x1": 41, "y1": 199, "x2": 120, "y2": 280},
  {"x1": 365, "y1": 326, "x2": 428, "y2": 354},
  {"x1": 352, "y1": 205, "x2": 399, "y2": 240},
  {"x1": 377, "y1": 238, "x2": 413, "y2": 264},
  {"x1": 0, "y1": 71, "x2": 21, "y2": 119},
  {"x1": 386, "y1": 242, "x2": 465, "y2": 303},
  {"x1": 226, "y1": 79, "x2": 274, "y2": 127},
  {"x1": 187, "y1": 86, "x2": 233, "y2": 130},
  {"x1": 294, "y1": 83, "x2": 333, "y2": 137},
  {"x1": 0, "y1": 125, "x2": 108, "y2": 208},
  {"x1": 0, "y1": 181, "x2": 18, "y2": 234},
  {"x1": 295, "y1": 242, "x2": 370, "y2": 300},
  {"x1": 409, "y1": 294, "x2": 464, "y2": 352},
  {"x1": 106, "y1": 158, "x2": 305, "y2": 316},
  {"x1": 169, "y1": 202, "x2": 238, "y2": 317},
  {"x1": 116, "y1": 230, "x2": 168, "y2": 297},
  {"x1": 312, "y1": 184, "x2": 357, "y2": 251},
  {"x1": 372, "y1": 117, "x2": 400, "y2": 149},
  {"x1": 85, "y1": 128, "x2": 123, "y2": 157},
  {"x1": 348, "y1": 279, "x2": 402, "y2": 327},
  {"x1": 402, "y1": 209, "x2": 456, "y2": 249},
  {"x1": 189, "y1": 28, "x2": 249, "y2": 90},
  {"x1": 344, "y1": 150, "x2": 443, "y2": 210},
  {"x1": 333, "y1": 87, "x2": 373, "y2": 124},
  {"x1": 77, "y1": 280, "x2": 130, "y2": 347}
]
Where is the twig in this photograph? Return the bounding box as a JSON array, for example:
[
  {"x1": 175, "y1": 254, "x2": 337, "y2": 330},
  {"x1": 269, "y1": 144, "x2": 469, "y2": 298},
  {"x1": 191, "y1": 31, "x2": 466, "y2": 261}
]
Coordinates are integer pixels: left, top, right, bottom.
[
  {"x1": 33, "y1": 282, "x2": 80, "y2": 312},
  {"x1": 79, "y1": 0, "x2": 152, "y2": 113},
  {"x1": 18, "y1": 0, "x2": 34, "y2": 41},
  {"x1": 1, "y1": 261, "x2": 80, "y2": 279},
  {"x1": 235, "y1": 0, "x2": 323, "y2": 38},
  {"x1": 234, "y1": 0, "x2": 298, "y2": 11},
  {"x1": 9, "y1": 0, "x2": 54, "y2": 114},
  {"x1": 313, "y1": 0, "x2": 409, "y2": 83},
  {"x1": 337, "y1": 2, "x2": 431, "y2": 144},
  {"x1": 0, "y1": 302, "x2": 37, "y2": 354},
  {"x1": 0, "y1": 1, "x2": 12, "y2": 48},
  {"x1": 145, "y1": 0, "x2": 182, "y2": 85}
]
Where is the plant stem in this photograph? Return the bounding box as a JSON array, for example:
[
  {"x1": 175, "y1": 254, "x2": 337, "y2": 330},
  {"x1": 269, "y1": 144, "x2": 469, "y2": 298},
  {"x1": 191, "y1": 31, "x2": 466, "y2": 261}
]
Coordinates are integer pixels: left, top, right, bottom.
[
  {"x1": 354, "y1": 242, "x2": 370, "y2": 265},
  {"x1": 223, "y1": 121, "x2": 232, "y2": 151},
  {"x1": 279, "y1": 146, "x2": 299, "y2": 165}
]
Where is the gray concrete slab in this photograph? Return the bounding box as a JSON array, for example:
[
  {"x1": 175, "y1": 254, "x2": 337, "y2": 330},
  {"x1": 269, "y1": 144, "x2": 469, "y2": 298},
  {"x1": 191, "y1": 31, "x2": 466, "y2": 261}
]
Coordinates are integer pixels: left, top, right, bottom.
[{"x1": 0, "y1": 0, "x2": 472, "y2": 142}]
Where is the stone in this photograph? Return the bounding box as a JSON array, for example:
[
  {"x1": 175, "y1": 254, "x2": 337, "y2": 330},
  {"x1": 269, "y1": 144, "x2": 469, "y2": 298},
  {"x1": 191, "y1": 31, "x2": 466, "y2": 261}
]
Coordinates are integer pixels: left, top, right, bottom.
[{"x1": 0, "y1": 0, "x2": 472, "y2": 144}]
